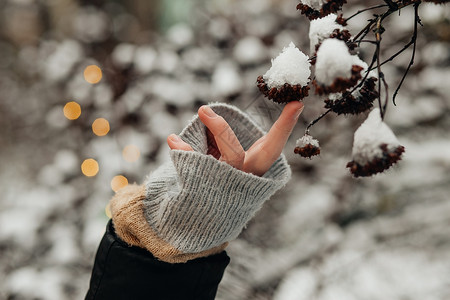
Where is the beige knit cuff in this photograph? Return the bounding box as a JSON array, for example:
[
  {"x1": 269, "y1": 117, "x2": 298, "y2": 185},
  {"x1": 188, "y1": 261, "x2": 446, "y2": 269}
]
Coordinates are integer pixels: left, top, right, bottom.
[{"x1": 109, "y1": 184, "x2": 228, "y2": 264}]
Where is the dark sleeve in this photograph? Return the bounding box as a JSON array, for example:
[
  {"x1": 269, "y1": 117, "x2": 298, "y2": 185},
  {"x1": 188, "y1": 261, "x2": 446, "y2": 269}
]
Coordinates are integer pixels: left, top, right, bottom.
[{"x1": 85, "y1": 220, "x2": 230, "y2": 300}]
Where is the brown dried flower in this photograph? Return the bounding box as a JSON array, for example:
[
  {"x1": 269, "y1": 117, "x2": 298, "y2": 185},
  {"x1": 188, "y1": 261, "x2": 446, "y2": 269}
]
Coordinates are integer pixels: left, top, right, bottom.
[
  {"x1": 257, "y1": 76, "x2": 310, "y2": 103},
  {"x1": 294, "y1": 135, "x2": 321, "y2": 158},
  {"x1": 347, "y1": 144, "x2": 405, "y2": 177},
  {"x1": 324, "y1": 77, "x2": 378, "y2": 115},
  {"x1": 297, "y1": 0, "x2": 347, "y2": 20},
  {"x1": 314, "y1": 65, "x2": 363, "y2": 95}
]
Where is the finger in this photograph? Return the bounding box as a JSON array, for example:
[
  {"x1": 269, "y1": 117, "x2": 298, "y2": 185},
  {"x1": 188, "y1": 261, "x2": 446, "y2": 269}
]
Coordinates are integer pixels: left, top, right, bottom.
[
  {"x1": 253, "y1": 101, "x2": 304, "y2": 160},
  {"x1": 198, "y1": 105, "x2": 245, "y2": 169},
  {"x1": 167, "y1": 134, "x2": 194, "y2": 151}
]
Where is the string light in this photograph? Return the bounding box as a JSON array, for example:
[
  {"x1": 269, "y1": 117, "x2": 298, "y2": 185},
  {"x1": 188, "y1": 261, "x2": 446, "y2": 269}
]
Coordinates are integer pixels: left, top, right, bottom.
[
  {"x1": 111, "y1": 175, "x2": 128, "y2": 192},
  {"x1": 122, "y1": 145, "x2": 141, "y2": 162},
  {"x1": 81, "y1": 159, "x2": 99, "y2": 177},
  {"x1": 83, "y1": 65, "x2": 102, "y2": 84},
  {"x1": 63, "y1": 101, "x2": 81, "y2": 120},
  {"x1": 92, "y1": 118, "x2": 110, "y2": 136}
]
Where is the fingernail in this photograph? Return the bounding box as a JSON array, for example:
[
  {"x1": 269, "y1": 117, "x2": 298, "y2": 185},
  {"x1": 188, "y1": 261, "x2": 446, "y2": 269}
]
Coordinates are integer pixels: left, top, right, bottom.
[
  {"x1": 202, "y1": 106, "x2": 217, "y2": 118},
  {"x1": 169, "y1": 134, "x2": 181, "y2": 142},
  {"x1": 294, "y1": 105, "x2": 304, "y2": 120}
]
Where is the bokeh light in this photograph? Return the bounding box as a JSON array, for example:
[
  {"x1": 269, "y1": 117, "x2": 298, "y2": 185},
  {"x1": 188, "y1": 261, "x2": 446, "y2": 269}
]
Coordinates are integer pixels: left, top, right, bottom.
[
  {"x1": 83, "y1": 65, "x2": 102, "y2": 84},
  {"x1": 105, "y1": 203, "x2": 112, "y2": 219},
  {"x1": 63, "y1": 101, "x2": 81, "y2": 120},
  {"x1": 92, "y1": 118, "x2": 110, "y2": 136},
  {"x1": 81, "y1": 159, "x2": 99, "y2": 177},
  {"x1": 122, "y1": 145, "x2": 141, "y2": 162},
  {"x1": 111, "y1": 175, "x2": 128, "y2": 192}
]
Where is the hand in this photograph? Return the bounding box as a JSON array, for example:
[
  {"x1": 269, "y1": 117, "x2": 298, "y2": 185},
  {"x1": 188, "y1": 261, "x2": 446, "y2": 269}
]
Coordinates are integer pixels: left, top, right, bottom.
[{"x1": 167, "y1": 102, "x2": 304, "y2": 176}]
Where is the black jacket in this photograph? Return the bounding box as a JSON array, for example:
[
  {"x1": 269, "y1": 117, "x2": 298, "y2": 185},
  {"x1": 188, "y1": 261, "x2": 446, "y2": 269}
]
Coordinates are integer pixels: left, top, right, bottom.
[{"x1": 85, "y1": 221, "x2": 230, "y2": 300}]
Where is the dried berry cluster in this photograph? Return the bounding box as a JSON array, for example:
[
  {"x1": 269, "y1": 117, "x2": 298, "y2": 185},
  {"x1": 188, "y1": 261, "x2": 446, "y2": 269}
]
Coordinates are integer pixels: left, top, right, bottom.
[
  {"x1": 257, "y1": 76, "x2": 310, "y2": 103},
  {"x1": 347, "y1": 144, "x2": 405, "y2": 177},
  {"x1": 324, "y1": 77, "x2": 378, "y2": 115},
  {"x1": 297, "y1": 0, "x2": 347, "y2": 20},
  {"x1": 314, "y1": 65, "x2": 363, "y2": 95},
  {"x1": 329, "y1": 29, "x2": 356, "y2": 50},
  {"x1": 294, "y1": 143, "x2": 321, "y2": 158}
]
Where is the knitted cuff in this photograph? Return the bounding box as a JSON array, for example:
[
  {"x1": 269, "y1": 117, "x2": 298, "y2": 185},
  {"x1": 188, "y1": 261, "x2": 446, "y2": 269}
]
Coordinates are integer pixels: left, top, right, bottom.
[
  {"x1": 143, "y1": 103, "x2": 291, "y2": 254},
  {"x1": 110, "y1": 184, "x2": 228, "y2": 264}
]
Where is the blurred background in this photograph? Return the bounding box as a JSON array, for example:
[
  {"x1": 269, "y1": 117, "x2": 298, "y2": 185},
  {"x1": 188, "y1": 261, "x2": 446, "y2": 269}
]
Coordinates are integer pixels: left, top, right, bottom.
[{"x1": 1, "y1": 0, "x2": 450, "y2": 299}]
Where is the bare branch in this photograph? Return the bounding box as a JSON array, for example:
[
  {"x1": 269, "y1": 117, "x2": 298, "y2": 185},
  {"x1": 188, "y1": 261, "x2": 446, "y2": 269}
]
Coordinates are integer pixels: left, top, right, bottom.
[
  {"x1": 346, "y1": 4, "x2": 388, "y2": 22},
  {"x1": 305, "y1": 109, "x2": 332, "y2": 134},
  {"x1": 392, "y1": 2, "x2": 421, "y2": 105}
]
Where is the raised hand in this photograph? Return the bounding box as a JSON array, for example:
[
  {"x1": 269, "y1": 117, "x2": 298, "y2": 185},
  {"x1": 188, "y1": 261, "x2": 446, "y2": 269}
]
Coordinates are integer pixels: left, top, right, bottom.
[{"x1": 167, "y1": 101, "x2": 304, "y2": 176}]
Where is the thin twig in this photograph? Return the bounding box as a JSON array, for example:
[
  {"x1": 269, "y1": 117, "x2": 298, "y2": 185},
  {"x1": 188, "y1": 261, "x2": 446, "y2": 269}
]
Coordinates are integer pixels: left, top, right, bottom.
[
  {"x1": 305, "y1": 109, "x2": 332, "y2": 134},
  {"x1": 352, "y1": 18, "x2": 377, "y2": 46},
  {"x1": 371, "y1": 39, "x2": 415, "y2": 70},
  {"x1": 346, "y1": 4, "x2": 388, "y2": 21},
  {"x1": 381, "y1": 73, "x2": 389, "y2": 114},
  {"x1": 392, "y1": 2, "x2": 421, "y2": 105}
]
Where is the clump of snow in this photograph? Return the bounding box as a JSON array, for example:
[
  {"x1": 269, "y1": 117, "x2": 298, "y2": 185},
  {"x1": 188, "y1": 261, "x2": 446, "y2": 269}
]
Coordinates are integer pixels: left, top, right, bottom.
[
  {"x1": 296, "y1": 134, "x2": 320, "y2": 148},
  {"x1": 300, "y1": 0, "x2": 328, "y2": 10},
  {"x1": 315, "y1": 39, "x2": 354, "y2": 86},
  {"x1": 327, "y1": 55, "x2": 377, "y2": 100},
  {"x1": 233, "y1": 36, "x2": 267, "y2": 65},
  {"x1": 262, "y1": 42, "x2": 310, "y2": 88},
  {"x1": 352, "y1": 108, "x2": 401, "y2": 165},
  {"x1": 309, "y1": 14, "x2": 345, "y2": 53}
]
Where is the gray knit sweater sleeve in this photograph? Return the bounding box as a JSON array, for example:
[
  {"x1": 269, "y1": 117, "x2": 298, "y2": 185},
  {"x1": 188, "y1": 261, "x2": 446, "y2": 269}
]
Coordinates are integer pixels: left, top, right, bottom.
[{"x1": 143, "y1": 103, "x2": 291, "y2": 254}]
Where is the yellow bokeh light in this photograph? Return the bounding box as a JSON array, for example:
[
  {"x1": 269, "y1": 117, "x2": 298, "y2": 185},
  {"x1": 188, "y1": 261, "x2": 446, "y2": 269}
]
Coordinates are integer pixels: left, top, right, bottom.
[
  {"x1": 63, "y1": 101, "x2": 81, "y2": 120},
  {"x1": 122, "y1": 145, "x2": 141, "y2": 162},
  {"x1": 111, "y1": 175, "x2": 128, "y2": 192},
  {"x1": 83, "y1": 65, "x2": 102, "y2": 84},
  {"x1": 81, "y1": 159, "x2": 99, "y2": 177},
  {"x1": 105, "y1": 203, "x2": 112, "y2": 219},
  {"x1": 92, "y1": 118, "x2": 110, "y2": 136}
]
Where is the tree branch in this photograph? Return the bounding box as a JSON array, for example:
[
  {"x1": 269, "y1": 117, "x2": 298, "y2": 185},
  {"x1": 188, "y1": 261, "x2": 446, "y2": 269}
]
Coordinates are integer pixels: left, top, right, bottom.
[{"x1": 392, "y1": 2, "x2": 421, "y2": 105}]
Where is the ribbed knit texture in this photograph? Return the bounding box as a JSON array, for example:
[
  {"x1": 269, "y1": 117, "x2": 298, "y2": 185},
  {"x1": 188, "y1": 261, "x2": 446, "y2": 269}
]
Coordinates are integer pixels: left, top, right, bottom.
[{"x1": 143, "y1": 103, "x2": 291, "y2": 253}]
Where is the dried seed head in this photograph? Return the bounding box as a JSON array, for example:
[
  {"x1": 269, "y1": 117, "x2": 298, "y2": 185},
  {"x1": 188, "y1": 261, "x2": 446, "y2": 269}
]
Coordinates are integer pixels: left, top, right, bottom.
[
  {"x1": 257, "y1": 76, "x2": 310, "y2": 103},
  {"x1": 314, "y1": 39, "x2": 363, "y2": 94},
  {"x1": 347, "y1": 144, "x2": 405, "y2": 177},
  {"x1": 324, "y1": 77, "x2": 378, "y2": 115},
  {"x1": 309, "y1": 14, "x2": 347, "y2": 53},
  {"x1": 294, "y1": 135, "x2": 321, "y2": 158},
  {"x1": 314, "y1": 65, "x2": 363, "y2": 95},
  {"x1": 297, "y1": 0, "x2": 347, "y2": 20},
  {"x1": 347, "y1": 109, "x2": 405, "y2": 177},
  {"x1": 257, "y1": 42, "x2": 311, "y2": 103}
]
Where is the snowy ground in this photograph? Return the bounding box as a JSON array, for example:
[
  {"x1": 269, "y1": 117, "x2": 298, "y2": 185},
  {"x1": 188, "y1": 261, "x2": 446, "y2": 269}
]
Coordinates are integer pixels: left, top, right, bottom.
[{"x1": 1, "y1": 0, "x2": 449, "y2": 299}]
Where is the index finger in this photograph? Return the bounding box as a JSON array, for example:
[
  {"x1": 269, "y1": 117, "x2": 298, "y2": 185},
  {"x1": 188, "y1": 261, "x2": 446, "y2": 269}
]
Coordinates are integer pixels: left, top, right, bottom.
[{"x1": 259, "y1": 101, "x2": 304, "y2": 158}]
